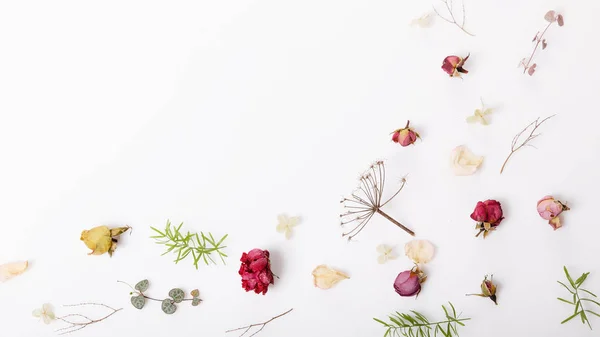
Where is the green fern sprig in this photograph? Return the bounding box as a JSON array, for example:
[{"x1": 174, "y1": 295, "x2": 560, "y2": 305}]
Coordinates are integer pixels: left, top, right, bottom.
[
  {"x1": 373, "y1": 302, "x2": 470, "y2": 337},
  {"x1": 557, "y1": 266, "x2": 600, "y2": 329},
  {"x1": 150, "y1": 220, "x2": 228, "y2": 269}
]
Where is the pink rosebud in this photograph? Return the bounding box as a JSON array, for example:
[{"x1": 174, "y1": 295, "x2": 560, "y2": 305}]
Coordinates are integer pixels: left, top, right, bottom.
[
  {"x1": 393, "y1": 266, "x2": 426, "y2": 297},
  {"x1": 238, "y1": 248, "x2": 274, "y2": 295},
  {"x1": 471, "y1": 199, "x2": 504, "y2": 239},
  {"x1": 391, "y1": 120, "x2": 420, "y2": 147},
  {"x1": 441, "y1": 54, "x2": 470, "y2": 77},
  {"x1": 537, "y1": 195, "x2": 570, "y2": 230}
]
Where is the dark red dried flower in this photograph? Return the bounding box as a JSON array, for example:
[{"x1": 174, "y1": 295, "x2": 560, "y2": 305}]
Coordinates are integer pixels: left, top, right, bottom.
[
  {"x1": 470, "y1": 200, "x2": 504, "y2": 238},
  {"x1": 238, "y1": 248, "x2": 274, "y2": 295}
]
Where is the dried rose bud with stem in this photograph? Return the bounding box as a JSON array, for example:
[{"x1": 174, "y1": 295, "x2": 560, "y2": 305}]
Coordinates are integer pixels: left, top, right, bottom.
[
  {"x1": 467, "y1": 274, "x2": 498, "y2": 305},
  {"x1": 340, "y1": 161, "x2": 415, "y2": 240}
]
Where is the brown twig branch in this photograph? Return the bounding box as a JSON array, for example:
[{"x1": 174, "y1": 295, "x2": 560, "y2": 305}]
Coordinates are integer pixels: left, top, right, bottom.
[
  {"x1": 225, "y1": 308, "x2": 293, "y2": 337},
  {"x1": 54, "y1": 303, "x2": 122, "y2": 335},
  {"x1": 499, "y1": 115, "x2": 555, "y2": 174},
  {"x1": 432, "y1": 0, "x2": 475, "y2": 36},
  {"x1": 340, "y1": 161, "x2": 414, "y2": 240}
]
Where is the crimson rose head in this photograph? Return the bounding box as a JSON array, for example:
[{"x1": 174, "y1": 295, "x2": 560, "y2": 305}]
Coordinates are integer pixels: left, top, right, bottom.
[
  {"x1": 470, "y1": 199, "x2": 504, "y2": 239},
  {"x1": 239, "y1": 248, "x2": 274, "y2": 295}
]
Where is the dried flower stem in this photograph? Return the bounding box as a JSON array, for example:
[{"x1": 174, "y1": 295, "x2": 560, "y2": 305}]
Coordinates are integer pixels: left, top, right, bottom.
[
  {"x1": 225, "y1": 308, "x2": 293, "y2": 337},
  {"x1": 499, "y1": 115, "x2": 555, "y2": 174},
  {"x1": 522, "y1": 21, "x2": 553, "y2": 74},
  {"x1": 340, "y1": 161, "x2": 414, "y2": 240},
  {"x1": 117, "y1": 280, "x2": 198, "y2": 303},
  {"x1": 54, "y1": 303, "x2": 122, "y2": 335},
  {"x1": 433, "y1": 0, "x2": 475, "y2": 36}
]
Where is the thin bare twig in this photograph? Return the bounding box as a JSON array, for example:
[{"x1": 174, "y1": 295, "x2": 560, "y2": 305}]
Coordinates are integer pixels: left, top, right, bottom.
[
  {"x1": 432, "y1": 0, "x2": 475, "y2": 36},
  {"x1": 340, "y1": 161, "x2": 414, "y2": 241},
  {"x1": 54, "y1": 303, "x2": 122, "y2": 335},
  {"x1": 225, "y1": 308, "x2": 293, "y2": 337},
  {"x1": 499, "y1": 115, "x2": 555, "y2": 174}
]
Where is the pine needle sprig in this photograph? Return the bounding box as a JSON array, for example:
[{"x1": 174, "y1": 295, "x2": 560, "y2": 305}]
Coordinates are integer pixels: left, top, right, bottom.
[
  {"x1": 373, "y1": 302, "x2": 470, "y2": 337},
  {"x1": 557, "y1": 266, "x2": 600, "y2": 330},
  {"x1": 150, "y1": 220, "x2": 228, "y2": 269}
]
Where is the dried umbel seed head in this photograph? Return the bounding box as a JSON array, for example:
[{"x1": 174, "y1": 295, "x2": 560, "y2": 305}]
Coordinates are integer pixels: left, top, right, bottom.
[
  {"x1": 442, "y1": 54, "x2": 470, "y2": 77},
  {"x1": 391, "y1": 121, "x2": 420, "y2": 147},
  {"x1": 537, "y1": 195, "x2": 570, "y2": 230},
  {"x1": 467, "y1": 275, "x2": 498, "y2": 305}
]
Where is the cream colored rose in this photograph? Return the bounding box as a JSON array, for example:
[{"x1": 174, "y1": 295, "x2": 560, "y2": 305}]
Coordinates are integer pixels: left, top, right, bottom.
[
  {"x1": 451, "y1": 145, "x2": 483, "y2": 175},
  {"x1": 404, "y1": 240, "x2": 435, "y2": 265},
  {"x1": 311, "y1": 265, "x2": 349, "y2": 290}
]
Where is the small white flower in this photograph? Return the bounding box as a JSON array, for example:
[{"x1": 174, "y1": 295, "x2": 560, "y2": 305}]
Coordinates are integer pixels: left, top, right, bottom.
[
  {"x1": 467, "y1": 98, "x2": 493, "y2": 125},
  {"x1": 410, "y1": 12, "x2": 435, "y2": 28},
  {"x1": 376, "y1": 244, "x2": 397, "y2": 264},
  {"x1": 404, "y1": 240, "x2": 435, "y2": 265},
  {"x1": 276, "y1": 214, "x2": 300, "y2": 239},
  {"x1": 32, "y1": 303, "x2": 56, "y2": 324}
]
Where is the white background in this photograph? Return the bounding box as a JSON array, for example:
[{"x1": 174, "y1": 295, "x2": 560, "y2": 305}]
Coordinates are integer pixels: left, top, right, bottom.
[{"x1": 1, "y1": 1, "x2": 599, "y2": 336}]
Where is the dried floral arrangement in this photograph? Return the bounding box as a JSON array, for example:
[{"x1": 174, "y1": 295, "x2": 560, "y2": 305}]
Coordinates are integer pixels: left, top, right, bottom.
[
  {"x1": 226, "y1": 308, "x2": 293, "y2": 337},
  {"x1": 557, "y1": 267, "x2": 600, "y2": 329},
  {"x1": 33, "y1": 302, "x2": 121, "y2": 335},
  {"x1": 433, "y1": 0, "x2": 474, "y2": 36},
  {"x1": 150, "y1": 220, "x2": 228, "y2": 268},
  {"x1": 499, "y1": 115, "x2": 554, "y2": 174},
  {"x1": 374, "y1": 302, "x2": 470, "y2": 337},
  {"x1": 519, "y1": 10, "x2": 564, "y2": 75},
  {"x1": 340, "y1": 160, "x2": 415, "y2": 240},
  {"x1": 118, "y1": 280, "x2": 201, "y2": 314},
  {"x1": 80, "y1": 225, "x2": 131, "y2": 257}
]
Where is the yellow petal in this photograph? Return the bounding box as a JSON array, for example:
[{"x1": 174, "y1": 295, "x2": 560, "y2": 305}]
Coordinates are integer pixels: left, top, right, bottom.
[
  {"x1": 287, "y1": 216, "x2": 300, "y2": 227},
  {"x1": 312, "y1": 265, "x2": 349, "y2": 289},
  {"x1": 466, "y1": 115, "x2": 480, "y2": 124},
  {"x1": 285, "y1": 228, "x2": 293, "y2": 240},
  {"x1": 0, "y1": 260, "x2": 28, "y2": 282},
  {"x1": 376, "y1": 244, "x2": 389, "y2": 254},
  {"x1": 276, "y1": 223, "x2": 287, "y2": 233},
  {"x1": 450, "y1": 146, "x2": 483, "y2": 176},
  {"x1": 110, "y1": 226, "x2": 130, "y2": 237},
  {"x1": 277, "y1": 214, "x2": 288, "y2": 225},
  {"x1": 81, "y1": 226, "x2": 112, "y2": 255},
  {"x1": 377, "y1": 255, "x2": 387, "y2": 264},
  {"x1": 405, "y1": 240, "x2": 435, "y2": 264},
  {"x1": 32, "y1": 308, "x2": 43, "y2": 318}
]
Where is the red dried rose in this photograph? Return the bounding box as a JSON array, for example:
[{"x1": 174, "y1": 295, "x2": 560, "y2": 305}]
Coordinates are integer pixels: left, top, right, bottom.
[
  {"x1": 470, "y1": 199, "x2": 504, "y2": 238},
  {"x1": 238, "y1": 248, "x2": 274, "y2": 295},
  {"x1": 391, "y1": 120, "x2": 420, "y2": 147}
]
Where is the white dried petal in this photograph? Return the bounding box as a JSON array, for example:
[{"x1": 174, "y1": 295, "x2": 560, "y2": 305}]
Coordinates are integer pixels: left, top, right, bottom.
[
  {"x1": 404, "y1": 240, "x2": 435, "y2": 265},
  {"x1": 451, "y1": 145, "x2": 483, "y2": 176},
  {"x1": 0, "y1": 261, "x2": 28, "y2": 282},
  {"x1": 312, "y1": 265, "x2": 349, "y2": 289}
]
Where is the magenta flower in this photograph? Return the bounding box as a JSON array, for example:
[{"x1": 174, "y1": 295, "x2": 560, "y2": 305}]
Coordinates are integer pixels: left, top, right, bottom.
[
  {"x1": 441, "y1": 54, "x2": 470, "y2": 77},
  {"x1": 391, "y1": 121, "x2": 420, "y2": 147},
  {"x1": 393, "y1": 266, "x2": 426, "y2": 297},
  {"x1": 238, "y1": 249, "x2": 274, "y2": 295},
  {"x1": 470, "y1": 200, "x2": 504, "y2": 238}
]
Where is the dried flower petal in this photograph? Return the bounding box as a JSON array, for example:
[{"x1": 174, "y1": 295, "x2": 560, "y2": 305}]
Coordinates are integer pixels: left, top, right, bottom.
[
  {"x1": 528, "y1": 63, "x2": 537, "y2": 76},
  {"x1": 557, "y1": 14, "x2": 564, "y2": 26},
  {"x1": 450, "y1": 145, "x2": 483, "y2": 176},
  {"x1": 276, "y1": 214, "x2": 300, "y2": 239},
  {"x1": 0, "y1": 261, "x2": 28, "y2": 282},
  {"x1": 80, "y1": 225, "x2": 130, "y2": 257},
  {"x1": 32, "y1": 303, "x2": 56, "y2": 324},
  {"x1": 404, "y1": 240, "x2": 435, "y2": 265},
  {"x1": 312, "y1": 265, "x2": 349, "y2": 290},
  {"x1": 410, "y1": 12, "x2": 434, "y2": 28},
  {"x1": 544, "y1": 10, "x2": 557, "y2": 22}
]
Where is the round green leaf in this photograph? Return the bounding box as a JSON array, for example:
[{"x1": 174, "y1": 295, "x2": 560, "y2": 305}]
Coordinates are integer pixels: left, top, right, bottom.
[
  {"x1": 161, "y1": 299, "x2": 177, "y2": 315},
  {"x1": 130, "y1": 295, "x2": 145, "y2": 310},
  {"x1": 190, "y1": 289, "x2": 199, "y2": 298},
  {"x1": 168, "y1": 288, "x2": 185, "y2": 303},
  {"x1": 135, "y1": 279, "x2": 149, "y2": 292},
  {"x1": 191, "y1": 298, "x2": 202, "y2": 307}
]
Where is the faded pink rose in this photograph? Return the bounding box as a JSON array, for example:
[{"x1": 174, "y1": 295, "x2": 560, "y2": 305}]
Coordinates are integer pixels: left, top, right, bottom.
[
  {"x1": 393, "y1": 266, "x2": 426, "y2": 297},
  {"x1": 238, "y1": 248, "x2": 274, "y2": 295},
  {"x1": 441, "y1": 54, "x2": 470, "y2": 77},
  {"x1": 471, "y1": 199, "x2": 504, "y2": 238},
  {"x1": 391, "y1": 121, "x2": 420, "y2": 147},
  {"x1": 537, "y1": 195, "x2": 570, "y2": 230}
]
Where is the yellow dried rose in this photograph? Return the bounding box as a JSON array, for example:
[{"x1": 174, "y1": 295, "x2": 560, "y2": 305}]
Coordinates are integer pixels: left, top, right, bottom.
[
  {"x1": 80, "y1": 225, "x2": 131, "y2": 257},
  {"x1": 311, "y1": 265, "x2": 349, "y2": 290}
]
